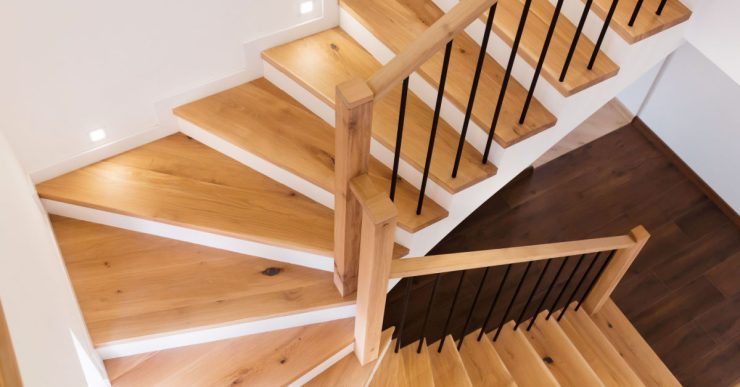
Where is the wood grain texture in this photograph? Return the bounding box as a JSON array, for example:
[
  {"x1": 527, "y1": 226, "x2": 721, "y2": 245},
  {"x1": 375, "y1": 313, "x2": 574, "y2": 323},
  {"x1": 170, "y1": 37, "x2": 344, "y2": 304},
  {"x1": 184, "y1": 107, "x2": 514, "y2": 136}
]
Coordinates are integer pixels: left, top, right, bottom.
[
  {"x1": 174, "y1": 78, "x2": 448, "y2": 233},
  {"x1": 591, "y1": 299, "x2": 680, "y2": 387},
  {"x1": 340, "y1": 0, "x2": 557, "y2": 147},
  {"x1": 104, "y1": 318, "x2": 354, "y2": 387},
  {"x1": 37, "y1": 133, "x2": 336, "y2": 256},
  {"x1": 585, "y1": 0, "x2": 692, "y2": 44},
  {"x1": 306, "y1": 328, "x2": 394, "y2": 387},
  {"x1": 491, "y1": 322, "x2": 560, "y2": 387},
  {"x1": 263, "y1": 28, "x2": 497, "y2": 194},
  {"x1": 369, "y1": 339, "x2": 411, "y2": 387},
  {"x1": 458, "y1": 330, "x2": 517, "y2": 387},
  {"x1": 352, "y1": 174, "x2": 398, "y2": 364},
  {"x1": 0, "y1": 302, "x2": 22, "y2": 387},
  {"x1": 489, "y1": 0, "x2": 619, "y2": 96},
  {"x1": 390, "y1": 235, "x2": 634, "y2": 278},
  {"x1": 399, "y1": 340, "x2": 436, "y2": 386},
  {"x1": 51, "y1": 216, "x2": 353, "y2": 346},
  {"x1": 560, "y1": 305, "x2": 645, "y2": 387},
  {"x1": 521, "y1": 313, "x2": 604, "y2": 387},
  {"x1": 428, "y1": 336, "x2": 473, "y2": 387}
]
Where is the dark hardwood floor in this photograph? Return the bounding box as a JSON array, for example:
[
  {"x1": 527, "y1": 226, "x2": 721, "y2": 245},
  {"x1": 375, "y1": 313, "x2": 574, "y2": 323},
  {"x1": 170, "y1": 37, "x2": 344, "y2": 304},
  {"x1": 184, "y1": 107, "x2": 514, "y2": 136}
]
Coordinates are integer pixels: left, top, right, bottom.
[{"x1": 384, "y1": 123, "x2": 740, "y2": 386}]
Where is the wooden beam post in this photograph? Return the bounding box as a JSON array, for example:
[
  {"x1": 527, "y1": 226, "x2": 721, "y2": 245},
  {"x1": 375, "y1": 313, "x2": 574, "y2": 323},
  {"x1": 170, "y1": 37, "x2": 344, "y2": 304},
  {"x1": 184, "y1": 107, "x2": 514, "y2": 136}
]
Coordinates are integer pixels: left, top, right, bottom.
[
  {"x1": 333, "y1": 79, "x2": 375, "y2": 297},
  {"x1": 350, "y1": 175, "x2": 397, "y2": 365},
  {"x1": 583, "y1": 225, "x2": 650, "y2": 314}
]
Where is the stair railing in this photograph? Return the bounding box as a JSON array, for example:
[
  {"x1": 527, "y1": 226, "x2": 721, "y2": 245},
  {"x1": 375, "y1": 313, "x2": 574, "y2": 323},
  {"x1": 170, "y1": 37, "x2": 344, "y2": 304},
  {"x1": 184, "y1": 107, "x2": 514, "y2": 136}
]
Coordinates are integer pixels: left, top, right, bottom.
[
  {"x1": 355, "y1": 225, "x2": 649, "y2": 363},
  {"x1": 333, "y1": 0, "x2": 627, "y2": 364}
]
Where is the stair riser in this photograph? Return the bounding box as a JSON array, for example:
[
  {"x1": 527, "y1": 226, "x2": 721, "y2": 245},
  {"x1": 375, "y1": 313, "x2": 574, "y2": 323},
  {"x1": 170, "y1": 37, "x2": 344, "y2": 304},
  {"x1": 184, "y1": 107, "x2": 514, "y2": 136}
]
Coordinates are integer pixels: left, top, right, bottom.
[
  {"x1": 95, "y1": 304, "x2": 355, "y2": 360},
  {"x1": 42, "y1": 199, "x2": 336, "y2": 272}
]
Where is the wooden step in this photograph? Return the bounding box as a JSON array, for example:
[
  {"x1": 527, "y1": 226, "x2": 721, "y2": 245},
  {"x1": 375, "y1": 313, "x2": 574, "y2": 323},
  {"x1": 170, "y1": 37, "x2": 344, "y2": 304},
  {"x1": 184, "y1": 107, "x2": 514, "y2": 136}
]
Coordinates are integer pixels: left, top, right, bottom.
[
  {"x1": 488, "y1": 0, "x2": 619, "y2": 96},
  {"x1": 52, "y1": 216, "x2": 352, "y2": 347},
  {"x1": 523, "y1": 311, "x2": 604, "y2": 387},
  {"x1": 400, "y1": 340, "x2": 436, "y2": 386},
  {"x1": 37, "y1": 134, "x2": 408, "y2": 260},
  {"x1": 428, "y1": 336, "x2": 473, "y2": 387},
  {"x1": 491, "y1": 321, "x2": 560, "y2": 387},
  {"x1": 458, "y1": 330, "x2": 517, "y2": 387},
  {"x1": 262, "y1": 28, "x2": 497, "y2": 194},
  {"x1": 305, "y1": 328, "x2": 394, "y2": 386},
  {"x1": 174, "y1": 78, "x2": 447, "y2": 233},
  {"x1": 591, "y1": 299, "x2": 680, "y2": 387},
  {"x1": 369, "y1": 339, "x2": 411, "y2": 387},
  {"x1": 104, "y1": 318, "x2": 354, "y2": 386},
  {"x1": 585, "y1": 0, "x2": 691, "y2": 44},
  {"x1": 560, "y1": 304, "x2": 645, "y2": 387},
  {"x1": 339, "y1": 0, "x2": 557, "y2": 148}
]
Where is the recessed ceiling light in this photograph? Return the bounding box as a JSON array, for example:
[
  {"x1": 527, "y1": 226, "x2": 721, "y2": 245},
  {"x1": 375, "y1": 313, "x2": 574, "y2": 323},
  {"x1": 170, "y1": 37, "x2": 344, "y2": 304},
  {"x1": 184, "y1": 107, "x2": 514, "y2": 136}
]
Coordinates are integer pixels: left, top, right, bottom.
[
  {"x1": 89, "y1": 129, "x2": 107, "y2": 143},
  {"x1": 299, "y1": 1, "x2": 314, "y2": 15}
]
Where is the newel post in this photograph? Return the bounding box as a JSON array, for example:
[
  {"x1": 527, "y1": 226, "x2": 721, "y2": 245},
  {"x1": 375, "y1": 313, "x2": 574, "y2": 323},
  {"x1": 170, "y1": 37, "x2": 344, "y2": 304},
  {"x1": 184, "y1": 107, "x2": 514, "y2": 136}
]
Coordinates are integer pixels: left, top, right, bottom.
[
  {"x1": 582, "y1": 225, "x2": 650, "y2": 314},
  {"x1": 334, "y1": 79, "x2": 375, "y2": 296},
  {"x1": 350, "y1": 175, "x2": 397, "y2": 365}
]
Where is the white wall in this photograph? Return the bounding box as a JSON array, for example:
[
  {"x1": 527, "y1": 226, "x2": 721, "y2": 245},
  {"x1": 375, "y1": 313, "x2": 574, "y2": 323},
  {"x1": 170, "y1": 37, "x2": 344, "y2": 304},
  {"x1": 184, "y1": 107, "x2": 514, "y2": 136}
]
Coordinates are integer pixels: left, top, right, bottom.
[
  {"x1": 684, "y1": 0, "x2": 740, "y2": 85},
  {"x1": 636, "y1": 43, "x2": 740, "y2": 213},
  {"x1": 0, "y1": 132, "x2": 105, "y2": 386},
  {"x1": 0, "y1": 0, "x2": 325, "y2": 175}
]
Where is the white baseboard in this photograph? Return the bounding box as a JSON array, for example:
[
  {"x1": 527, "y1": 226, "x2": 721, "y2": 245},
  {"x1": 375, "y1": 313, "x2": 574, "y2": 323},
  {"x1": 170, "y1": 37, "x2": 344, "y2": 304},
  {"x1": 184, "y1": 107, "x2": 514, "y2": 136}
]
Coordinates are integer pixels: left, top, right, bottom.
[
  {"x1": 96, "y1": 304, "x2": 356, "y2": 360},
  {"x1": 42, "y1": 199, "x2": 335, "y2": 272}
]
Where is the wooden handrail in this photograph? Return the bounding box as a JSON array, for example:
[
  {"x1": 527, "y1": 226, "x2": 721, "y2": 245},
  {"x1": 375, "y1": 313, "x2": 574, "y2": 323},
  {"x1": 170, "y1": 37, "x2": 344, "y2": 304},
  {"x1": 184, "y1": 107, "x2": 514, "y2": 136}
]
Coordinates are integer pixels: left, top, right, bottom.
[
  {"x1": 366, "y1": 0, "x2": 498, "y2": 100},
  {"x1": 389, "y1": 235, "x2": 636, "y2": 279}
]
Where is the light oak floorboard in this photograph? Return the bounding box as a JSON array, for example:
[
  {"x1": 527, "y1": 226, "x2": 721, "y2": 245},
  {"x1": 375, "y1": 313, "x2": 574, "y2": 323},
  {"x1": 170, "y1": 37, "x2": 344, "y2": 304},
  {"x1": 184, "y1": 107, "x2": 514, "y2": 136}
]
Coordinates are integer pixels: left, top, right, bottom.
[
  {"x1": 458, "y1": 330, "x2": 517, "y2": 387},
  {"x1": 428, "y1": 336, "x2": 473, "y2": 387},
  {"x1": 491, "y1": 322, "x2": 560, "y2": 387}
]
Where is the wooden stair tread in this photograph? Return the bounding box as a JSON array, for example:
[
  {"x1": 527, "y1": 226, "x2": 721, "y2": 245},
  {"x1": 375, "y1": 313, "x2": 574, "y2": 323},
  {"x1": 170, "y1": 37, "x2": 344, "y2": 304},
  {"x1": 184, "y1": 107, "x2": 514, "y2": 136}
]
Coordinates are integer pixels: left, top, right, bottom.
[
  {"x1": 51, "y1": 216, "x2": 353, "y2": 346},
  {"x1": 37, "y1": 134, "x2": 408, "y2": 259},
  {"x1": 339, "y1": 0, "x2": 557, "y2": 148},
  {"x1": 458, "y1": 330, "x2": 517, "y2": 387},
  {"x1": 591, "y1": 299, "x2": 680, "y2": 387},
  {"x1": 306, "y1": 328, "x2": 394, "y2": 386},
  {"x1": 560, "y1": 304, "x2": 645, "y2": 387},
  {"x1": 400, "y1": 340, "x2": 436, "y2": 386},
  {"x1": 522, "y1": 312, "x2": 604, "y2": 386},
  {"x1": 491, "y1": 321, "x2": 560, "y2": 387},
  {"x1": 585, "y1": 0, "x2": 692, "y2": 44},
  {"x1": 174, "y1": 78, "x2": 447, "y2": 233},
  {"x1": 104, "y1": 318, "x2": 354, "y2": 386},
  {"x1": 262, "y1": 28, "x2": 497, "y2": 194},
  {"x1": 490, "y1": 0, "x2": 620, "y2": 96},
  {"x1": 369, "y1": 339, "x2": 412, "y2": 387},
  {"x1": 428, "y1": 336, "x2": 473, "y2": 387}
]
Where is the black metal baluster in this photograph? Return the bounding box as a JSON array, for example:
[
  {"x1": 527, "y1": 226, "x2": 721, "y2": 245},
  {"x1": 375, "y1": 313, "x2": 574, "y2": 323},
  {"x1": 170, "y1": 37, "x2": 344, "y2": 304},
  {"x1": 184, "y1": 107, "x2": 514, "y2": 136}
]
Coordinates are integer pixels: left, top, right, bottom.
[
  {"x1": 478, "y1": 265, "x2": 512, "y2": 340},
  {"x1": 557, "y1": 252, "x2": 602, "y2": 321},
  {"x1": 520, "y1": 0, "x2": 563, "y2": 124},
  {"x1": 493, "y1": 261, "x2": 533, "y2": 341},
  {"x1": 656, "y1": 0, "x2": 668, "y2": 15},
  {"x1": 417, "y1": 274, "x2": 442, "y2": 353},
  {"x1": 395, "y1": 278, "x2": 414, "y2": 353},
  {"x1": 418, "y1": 41, "x2": 454, "y2": 215},
  {"x1": 438, "y1": 270, "x2": 466, "y2": 352},
  {"x1": 575, "y1": 250, "x2": 616, "y2": 311},
  {"x1": 588, "y1": 0, "x2": 618, "y2": 70},
  {"x1": 514, "y1": 260, "x2": 552, "y2": 330},
  {"x1": 629, "y1": 0, "x2": 644, "y2": 26},
  {"x1": 452, "y1": 4, "x2": 496, "y2": 178},
  {"x1": 389, "y1": 77, "x2": 410, "y2": 201},
  {"x1": 527, "y1": 256, "x2": 571, "y2": 331},
  {"x1": 546, "y1": 254, "x2": 587, "y2": 320},
  {"x1": 482, "y1": 0, "x2": 532, "y2": 164},
  {"x1": 458, "y1": 268, "x2": 490, "y2": 349},
  {"x1": 560, "y1": 0, "x2": 593, "y2": 82}
]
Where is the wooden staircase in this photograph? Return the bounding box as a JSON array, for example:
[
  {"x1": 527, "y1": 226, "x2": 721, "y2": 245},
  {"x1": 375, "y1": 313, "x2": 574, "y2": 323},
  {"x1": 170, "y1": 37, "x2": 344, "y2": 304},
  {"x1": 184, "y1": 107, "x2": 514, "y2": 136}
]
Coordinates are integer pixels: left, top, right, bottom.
[
  {"x1": 312, "y1": 302, "x2": 676, "y2": 386},
  {"x1": 30, "y1": 0, "x2": 693, "y2": 384}
]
